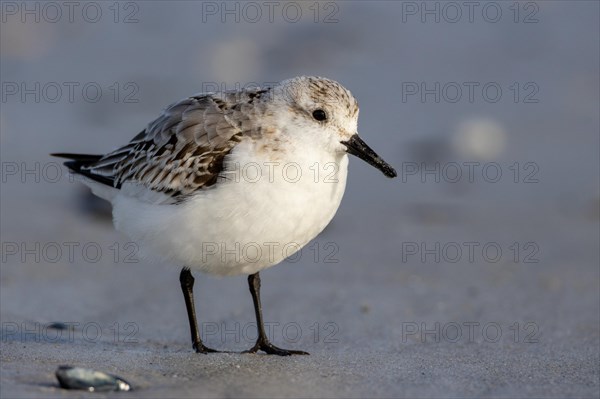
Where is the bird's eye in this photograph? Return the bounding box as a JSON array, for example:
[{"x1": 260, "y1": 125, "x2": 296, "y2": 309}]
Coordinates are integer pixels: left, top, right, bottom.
[{"x1": 312, "y1": 109, "x2": 327, "y2": 122}]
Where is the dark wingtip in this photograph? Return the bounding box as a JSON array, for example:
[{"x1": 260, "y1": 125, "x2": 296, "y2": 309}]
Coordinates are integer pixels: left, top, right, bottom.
[
  {"x1": 51, "y1": 153, "x2": 102, "y2": 161},
  {"x1": 49, "y1": 153, "x2": 117, "y2": 187}
]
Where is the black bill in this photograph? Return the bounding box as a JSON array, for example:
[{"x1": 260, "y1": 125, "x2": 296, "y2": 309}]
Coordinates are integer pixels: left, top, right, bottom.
[{"x1": 341, "y1": 134, "x2": 397, "y2": 178}]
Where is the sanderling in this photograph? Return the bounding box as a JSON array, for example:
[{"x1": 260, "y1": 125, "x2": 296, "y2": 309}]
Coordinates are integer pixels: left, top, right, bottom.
[{"x1": 53, "y1": 76, "x2": 396, "y2": 356}]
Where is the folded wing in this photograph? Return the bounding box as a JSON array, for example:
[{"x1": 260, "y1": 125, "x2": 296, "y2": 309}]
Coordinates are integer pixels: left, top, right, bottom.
[{"x1": 54, "y1": 88, "x2": 270, "y2": 202}]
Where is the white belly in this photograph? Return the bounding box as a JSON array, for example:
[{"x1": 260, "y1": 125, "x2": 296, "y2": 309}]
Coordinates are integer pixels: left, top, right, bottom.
[{"x1": 112, "y1": 149, "x2": 349, "y2": 276}]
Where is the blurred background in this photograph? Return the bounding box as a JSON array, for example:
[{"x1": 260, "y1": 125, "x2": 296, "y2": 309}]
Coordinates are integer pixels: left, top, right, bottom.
[{"x1": 1, "y1": 1, "x2": 598, "y2": 397}]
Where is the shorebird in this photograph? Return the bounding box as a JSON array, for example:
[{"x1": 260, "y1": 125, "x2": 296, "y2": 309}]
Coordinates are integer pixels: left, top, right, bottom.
[{"x1": 54, "y1": 76, "x2": 396, "y2": 355}]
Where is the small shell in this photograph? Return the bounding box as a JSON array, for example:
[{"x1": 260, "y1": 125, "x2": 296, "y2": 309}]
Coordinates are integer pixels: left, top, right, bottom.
[{"x1": 55, "y1": 366, "x2": 131, "y2": 392}]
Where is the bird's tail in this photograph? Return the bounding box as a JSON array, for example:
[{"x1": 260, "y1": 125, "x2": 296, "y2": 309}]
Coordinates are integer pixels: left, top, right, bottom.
[{"x1": 51, "y1": 153, "x2": 115, "y2": 187}]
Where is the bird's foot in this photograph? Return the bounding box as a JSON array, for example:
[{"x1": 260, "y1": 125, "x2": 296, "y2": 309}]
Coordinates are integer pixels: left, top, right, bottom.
[
  {"x1": 243, "y1": 339, "x2": 309, "y2": 356},
  {"x1": 193, "y1": 342, "x2": 220, "y2": 354}
]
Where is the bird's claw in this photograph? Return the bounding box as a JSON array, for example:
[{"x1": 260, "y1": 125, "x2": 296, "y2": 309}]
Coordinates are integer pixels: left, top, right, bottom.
[
  {"x1": 243, "y1": 340, "x2": 309, "y2": 356},
  {"x1": 193, "y1": 342, "x2": 220, "y2": 354}
]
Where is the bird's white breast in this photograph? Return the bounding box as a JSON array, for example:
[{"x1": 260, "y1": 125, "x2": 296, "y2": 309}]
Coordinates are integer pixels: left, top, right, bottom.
[{"x1": 111, "y1": 141, "x2": 349, "y2": 276}]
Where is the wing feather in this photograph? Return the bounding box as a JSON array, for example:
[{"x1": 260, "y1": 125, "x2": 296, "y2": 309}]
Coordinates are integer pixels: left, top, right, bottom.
[{"x1": 79, "y1": 87, "x2": 270, "y2": 201}]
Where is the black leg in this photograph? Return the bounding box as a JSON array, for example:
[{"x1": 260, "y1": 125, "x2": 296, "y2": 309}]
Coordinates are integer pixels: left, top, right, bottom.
[
  {"x1": 243, "y1": 272, "x2": 309, "y2": 356},
  {"x1": 179, "y1": 267, "x2": 219, "y2": 353}
]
